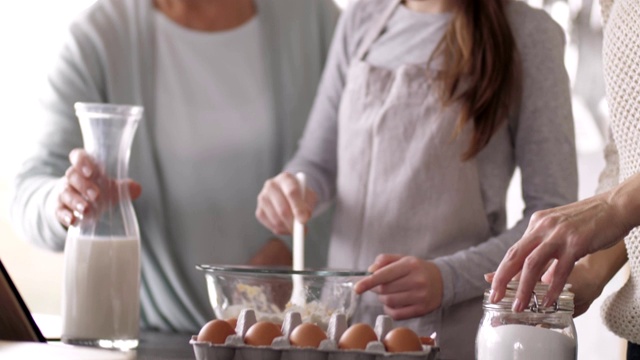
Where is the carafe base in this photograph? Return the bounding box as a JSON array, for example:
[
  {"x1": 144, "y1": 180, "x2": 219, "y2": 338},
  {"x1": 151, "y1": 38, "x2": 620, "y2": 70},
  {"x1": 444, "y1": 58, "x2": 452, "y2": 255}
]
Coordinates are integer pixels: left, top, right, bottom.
[{"x1": 62, "y1": 337, "x2": 139, "y2": 351}]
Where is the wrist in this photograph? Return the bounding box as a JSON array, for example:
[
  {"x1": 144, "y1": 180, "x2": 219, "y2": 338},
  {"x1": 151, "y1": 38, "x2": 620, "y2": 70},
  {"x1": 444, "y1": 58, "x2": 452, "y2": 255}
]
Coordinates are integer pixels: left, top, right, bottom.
[
  {"x1": 607, "y1": 173, "x2": 640, "y2": 231},
  {"x1": 572, "y1": 261, "x2": 604, "y2": 295},
  {"x1": 424, "y1": 260, "x2": 444, "y2": 309},
  {"x1": 577, "y1": 242, "x2": 627, "y2": 293},
  {"x1": 430, "y1": 258, "x2": 455, "y2": 308}
]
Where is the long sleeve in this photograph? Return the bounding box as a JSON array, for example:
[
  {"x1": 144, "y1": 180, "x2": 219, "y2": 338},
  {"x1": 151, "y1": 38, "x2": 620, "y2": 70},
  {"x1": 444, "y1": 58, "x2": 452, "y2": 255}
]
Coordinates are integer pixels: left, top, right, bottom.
[
  {"x1": 432, "y1": 8, "x2": 578, "y2": 307},
  {"x1": 284, "y1": 3, "x2": 362, "y2": 211},
  {"x1": 9, "y1": 8, "x2": 107, "y2": 251}
]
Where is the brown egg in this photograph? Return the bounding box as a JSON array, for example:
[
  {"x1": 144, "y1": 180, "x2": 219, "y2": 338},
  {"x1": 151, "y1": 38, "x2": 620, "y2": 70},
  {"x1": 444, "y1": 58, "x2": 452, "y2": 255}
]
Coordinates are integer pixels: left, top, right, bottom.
[
  {"x1": 289, "y1": 323, "x2": 327, "y2": 348},
  {"x1": 244, "y1": 321, "x2": 282, "y2": 346},
  {"x1": 419, "y1": 336, "x2": 435, "y2": 346},
  {"x1": 338, "y1": 323, "x2": 378, "y2": 350},
  {"x1": 225, "y1": 318, "x2": 238, "y2": 330},
  {"x1": 383, "y1": 327, "x2": 423, "y2": 353},
  {"x1": 197, "y1": 319, "x2": 236, "y2": 344}
]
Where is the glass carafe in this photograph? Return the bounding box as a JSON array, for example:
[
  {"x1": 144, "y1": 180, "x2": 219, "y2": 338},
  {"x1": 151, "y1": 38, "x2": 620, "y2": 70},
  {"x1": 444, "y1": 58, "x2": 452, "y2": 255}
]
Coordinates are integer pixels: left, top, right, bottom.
[
  {"x1": 476, "y1": 281, "x2": 577, "y2": 360},
  {"x1": 62, "y1": 103, "x2": 143, "y2": 350}
]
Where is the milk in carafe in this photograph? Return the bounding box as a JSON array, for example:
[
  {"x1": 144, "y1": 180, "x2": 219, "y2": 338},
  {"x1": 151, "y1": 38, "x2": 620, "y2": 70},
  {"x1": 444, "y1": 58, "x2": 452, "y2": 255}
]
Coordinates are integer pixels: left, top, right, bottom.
[{"x1": 62, "y1": 234, "x2": 140, "y2": 340}]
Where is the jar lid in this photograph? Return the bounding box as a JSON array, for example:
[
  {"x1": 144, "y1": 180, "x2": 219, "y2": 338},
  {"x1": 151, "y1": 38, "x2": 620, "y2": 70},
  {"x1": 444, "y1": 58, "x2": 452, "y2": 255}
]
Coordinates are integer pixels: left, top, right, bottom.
[{"x1": 483, "y1": 281, "x2": 574, "y2": 314}]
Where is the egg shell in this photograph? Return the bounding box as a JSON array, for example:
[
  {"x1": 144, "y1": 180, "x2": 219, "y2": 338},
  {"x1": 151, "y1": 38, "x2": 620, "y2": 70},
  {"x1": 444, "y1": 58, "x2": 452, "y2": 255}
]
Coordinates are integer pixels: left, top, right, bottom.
[
  {"x1": 383, "y1": 327, "x2": 423, "y2": 353},
  {"x1": 191, "y1": 312, "x2": 440, "y2": 360},
  {"x1": 226, "y1": 318, "x2": 238, "y2": 330},
  {"x1": 338, "y1": 323, "x2": 378, "y2": 350},
  {"x1": 289, "y1": 322, "x2": 327, "y2": 348},
  {"x1": 420, "y1": 336, "x2": 435, "y2": 346},
  {"x1": 244, "y1": 321, "x2": 282, "y2": 346},
  {"x1": 197, "y1": 319, "x2": 236, "y2": 344}
]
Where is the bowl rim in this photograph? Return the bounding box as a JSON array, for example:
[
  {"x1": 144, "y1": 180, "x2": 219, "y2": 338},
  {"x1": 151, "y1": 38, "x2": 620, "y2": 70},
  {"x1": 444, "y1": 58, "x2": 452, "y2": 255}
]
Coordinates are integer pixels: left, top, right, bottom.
[{"x1": 196, "y1": 264, "x2": 369, "y2": 277}]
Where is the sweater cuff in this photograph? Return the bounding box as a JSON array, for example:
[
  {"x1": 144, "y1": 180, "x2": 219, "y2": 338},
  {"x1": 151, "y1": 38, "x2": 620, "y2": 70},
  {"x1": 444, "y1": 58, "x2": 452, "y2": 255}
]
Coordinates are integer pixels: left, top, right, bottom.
[
  {"x1": 44, "y1": 182, "x2": 69, "y2": 242},
  {"x1": 283, "y1": 167, "x2": 330, "y2": 216},
  {"x1": 431, "y1": 257, "x2": 456, "y2": 309}
]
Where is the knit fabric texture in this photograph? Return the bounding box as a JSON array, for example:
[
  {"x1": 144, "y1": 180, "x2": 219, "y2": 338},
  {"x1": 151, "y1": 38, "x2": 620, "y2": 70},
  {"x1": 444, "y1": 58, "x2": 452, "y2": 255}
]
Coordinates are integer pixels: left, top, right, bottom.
[
  {"x1": 600, "y1": 0, "x2": 614, "y2": 25},
  {"x1": 599, "y1": 0, "x2": 640, "y2": 344}
]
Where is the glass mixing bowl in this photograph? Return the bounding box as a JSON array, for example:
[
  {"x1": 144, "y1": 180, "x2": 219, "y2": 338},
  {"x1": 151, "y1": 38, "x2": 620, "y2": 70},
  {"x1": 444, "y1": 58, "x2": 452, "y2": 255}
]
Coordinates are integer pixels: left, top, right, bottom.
[{"x1": 196, "y1": 265, "x2": 369, "y2": 329}]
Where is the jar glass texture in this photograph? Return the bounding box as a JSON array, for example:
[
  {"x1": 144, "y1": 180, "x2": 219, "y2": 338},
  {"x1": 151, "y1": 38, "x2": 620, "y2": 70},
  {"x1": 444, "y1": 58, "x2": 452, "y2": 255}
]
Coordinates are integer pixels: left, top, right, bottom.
[{"x1": 476, "y1": 282, "x2": 577, "y2": 360}]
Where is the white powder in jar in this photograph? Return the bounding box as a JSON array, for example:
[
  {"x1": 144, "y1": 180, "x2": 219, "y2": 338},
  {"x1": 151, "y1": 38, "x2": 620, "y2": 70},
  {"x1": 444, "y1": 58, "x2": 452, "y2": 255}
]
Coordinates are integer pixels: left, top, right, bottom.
[{"x1": 476, "y1": 324, "x2": 576, "y2": 360}]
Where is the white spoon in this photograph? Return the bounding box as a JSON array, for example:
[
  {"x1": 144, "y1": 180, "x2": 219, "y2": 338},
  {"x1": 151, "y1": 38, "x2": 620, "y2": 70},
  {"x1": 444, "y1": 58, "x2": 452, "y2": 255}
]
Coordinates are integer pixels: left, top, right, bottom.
[{"x1": 291, "y1": 172, "x2": 306, "y2": 307}]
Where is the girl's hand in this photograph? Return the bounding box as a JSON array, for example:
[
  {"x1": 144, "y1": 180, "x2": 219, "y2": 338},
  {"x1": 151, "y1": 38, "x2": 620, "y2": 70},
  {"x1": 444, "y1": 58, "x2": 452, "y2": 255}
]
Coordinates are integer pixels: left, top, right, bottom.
[
  {"x1": 55, "y1": 148, "x2": 142, "y2": 228},
  {"x1": 354, "y1": 254, "x2": 443, "y2": 320},
  {"x1": 255, "y1": 172, "x2": 317, "y2": 235}
]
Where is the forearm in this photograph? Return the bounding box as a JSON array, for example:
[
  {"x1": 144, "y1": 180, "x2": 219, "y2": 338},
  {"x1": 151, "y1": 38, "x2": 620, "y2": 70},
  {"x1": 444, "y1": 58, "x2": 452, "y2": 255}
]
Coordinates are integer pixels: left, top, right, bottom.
[
  {"x1": 577, "y1": 240, "x2": 627, "y2": 290},
  {"x1": 607, "y1": 173, "x2": 640, "y2": 232}
]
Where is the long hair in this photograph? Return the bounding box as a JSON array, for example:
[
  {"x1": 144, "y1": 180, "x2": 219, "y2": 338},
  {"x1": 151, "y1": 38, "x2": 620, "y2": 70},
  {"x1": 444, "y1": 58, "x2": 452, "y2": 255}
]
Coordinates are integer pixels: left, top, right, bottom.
[{"x1": 430, "y1": 0, "x2": 520, "y2": 160}]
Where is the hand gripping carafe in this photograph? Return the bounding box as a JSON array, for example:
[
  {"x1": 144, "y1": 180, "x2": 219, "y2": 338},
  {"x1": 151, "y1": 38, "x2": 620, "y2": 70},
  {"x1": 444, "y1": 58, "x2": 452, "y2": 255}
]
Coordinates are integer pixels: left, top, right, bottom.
[{"x1": 62, "y1": 103, "x2": 143, "y2": 350}]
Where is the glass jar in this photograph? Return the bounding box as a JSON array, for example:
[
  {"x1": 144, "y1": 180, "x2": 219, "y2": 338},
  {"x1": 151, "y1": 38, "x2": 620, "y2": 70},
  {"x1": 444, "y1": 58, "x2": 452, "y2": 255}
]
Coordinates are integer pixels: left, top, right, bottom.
[{"x1": 476, "y1": 281, "x2": 577, "y2": 360}]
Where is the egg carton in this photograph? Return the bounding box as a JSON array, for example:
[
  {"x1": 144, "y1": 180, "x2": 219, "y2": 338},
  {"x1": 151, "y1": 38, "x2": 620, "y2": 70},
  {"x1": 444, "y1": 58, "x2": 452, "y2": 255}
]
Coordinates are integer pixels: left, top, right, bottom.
[{"x1": 190, "y1": 308, "x2": 439, "y2": 360}]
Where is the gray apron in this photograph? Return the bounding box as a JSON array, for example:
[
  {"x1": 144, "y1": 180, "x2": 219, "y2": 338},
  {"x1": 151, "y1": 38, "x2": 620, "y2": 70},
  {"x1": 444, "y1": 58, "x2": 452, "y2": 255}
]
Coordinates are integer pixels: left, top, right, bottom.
[{"x1": 327, "y1": 1, "x2": 492, "y2": 358}]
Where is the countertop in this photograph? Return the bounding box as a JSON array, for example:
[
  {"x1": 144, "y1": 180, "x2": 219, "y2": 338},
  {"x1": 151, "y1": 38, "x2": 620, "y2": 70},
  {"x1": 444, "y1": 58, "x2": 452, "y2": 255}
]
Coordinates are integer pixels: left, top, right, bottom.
[
  {"x1": 0, "y1": 331, "x2": 197, "y2": 360},
  {"x1": 27, "y1": 314, "x2": 196, "y2": 359},
  {"x1": 137, "y1": 331, "x2": 195, "y2": 360},
  {"x1": 1, "y1": 331, "x2": 447, "y2": 360}
]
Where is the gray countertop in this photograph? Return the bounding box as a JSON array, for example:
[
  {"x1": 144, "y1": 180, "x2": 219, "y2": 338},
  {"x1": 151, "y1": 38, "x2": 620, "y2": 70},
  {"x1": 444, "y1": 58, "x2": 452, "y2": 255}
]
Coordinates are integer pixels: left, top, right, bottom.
[{"x1": 137, "y1": 331, "x2": 196, "y2": 360}]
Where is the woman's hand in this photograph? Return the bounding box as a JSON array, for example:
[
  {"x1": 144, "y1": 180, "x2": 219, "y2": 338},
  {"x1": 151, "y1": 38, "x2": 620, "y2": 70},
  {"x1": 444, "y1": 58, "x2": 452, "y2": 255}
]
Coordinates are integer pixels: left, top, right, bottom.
[
  {"x1": 354, "y1": 254, "x2": 443, "y2": 320},
  {"x1": 543, "y1": 241, "x2": 627, "y2": 317},
  {"x1": 485, "y1": 241, "x2": 626, "y2": 317},
  {"x1": 54, "y1": 148, "x2": 142, "y2": 228},
  {"x1": 486, "y1": 266, "x2": 600, "y2": 317},
  {"x1": 542, "y1": 261, "x2": 600, "y2": 317},
  {"x1": 489, "y1": 173, "x2": 640, "y2": 311},
  {"x1": 255, "y1": 172, "x2": 317, "y2": 235}
]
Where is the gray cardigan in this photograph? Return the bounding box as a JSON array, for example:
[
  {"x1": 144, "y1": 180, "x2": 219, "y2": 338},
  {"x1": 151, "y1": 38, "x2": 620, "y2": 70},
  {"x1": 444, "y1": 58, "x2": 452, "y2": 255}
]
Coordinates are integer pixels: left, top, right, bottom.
[{"x1": 10, "y1": 0, "x2": 339, "y2": 331}]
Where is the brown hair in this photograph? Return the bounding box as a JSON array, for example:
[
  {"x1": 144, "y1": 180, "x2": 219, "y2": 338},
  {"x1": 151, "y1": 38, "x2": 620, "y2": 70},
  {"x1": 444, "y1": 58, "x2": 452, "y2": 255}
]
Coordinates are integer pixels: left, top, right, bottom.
[{"x1": 431, "y1": 0, "x2": 520, "y2": 160}]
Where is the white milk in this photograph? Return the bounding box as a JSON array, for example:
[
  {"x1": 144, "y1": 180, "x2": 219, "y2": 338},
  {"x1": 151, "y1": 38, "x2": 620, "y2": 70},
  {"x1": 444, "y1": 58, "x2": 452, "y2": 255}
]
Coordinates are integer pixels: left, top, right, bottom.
[
  {"x1": 62, "y1": 235, "x2": 140, "y2": 341},
  {"x1": 477, "y1": 324, "x2": 576, "y2": 360}
]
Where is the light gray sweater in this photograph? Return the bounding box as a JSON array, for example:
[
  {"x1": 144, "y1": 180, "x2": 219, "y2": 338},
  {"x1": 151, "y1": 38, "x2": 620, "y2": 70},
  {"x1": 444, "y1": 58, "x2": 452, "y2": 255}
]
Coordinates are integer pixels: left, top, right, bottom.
[{"x1": 10, "y1": 0, "x2": 339, "y2": 332}]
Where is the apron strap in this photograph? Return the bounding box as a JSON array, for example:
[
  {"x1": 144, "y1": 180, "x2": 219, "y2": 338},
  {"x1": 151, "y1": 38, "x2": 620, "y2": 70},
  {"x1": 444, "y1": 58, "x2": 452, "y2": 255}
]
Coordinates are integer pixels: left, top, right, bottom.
[{"x1": 354, "y1": 0, "x2": 402, "y2": 61}]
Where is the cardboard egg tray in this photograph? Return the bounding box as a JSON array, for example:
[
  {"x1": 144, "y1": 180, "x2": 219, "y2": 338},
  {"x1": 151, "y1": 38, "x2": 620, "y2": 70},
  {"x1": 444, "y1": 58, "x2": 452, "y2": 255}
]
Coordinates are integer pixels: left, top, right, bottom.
[{"x1": 190, "y1": 308, "x2": 439, "y2": 360}]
